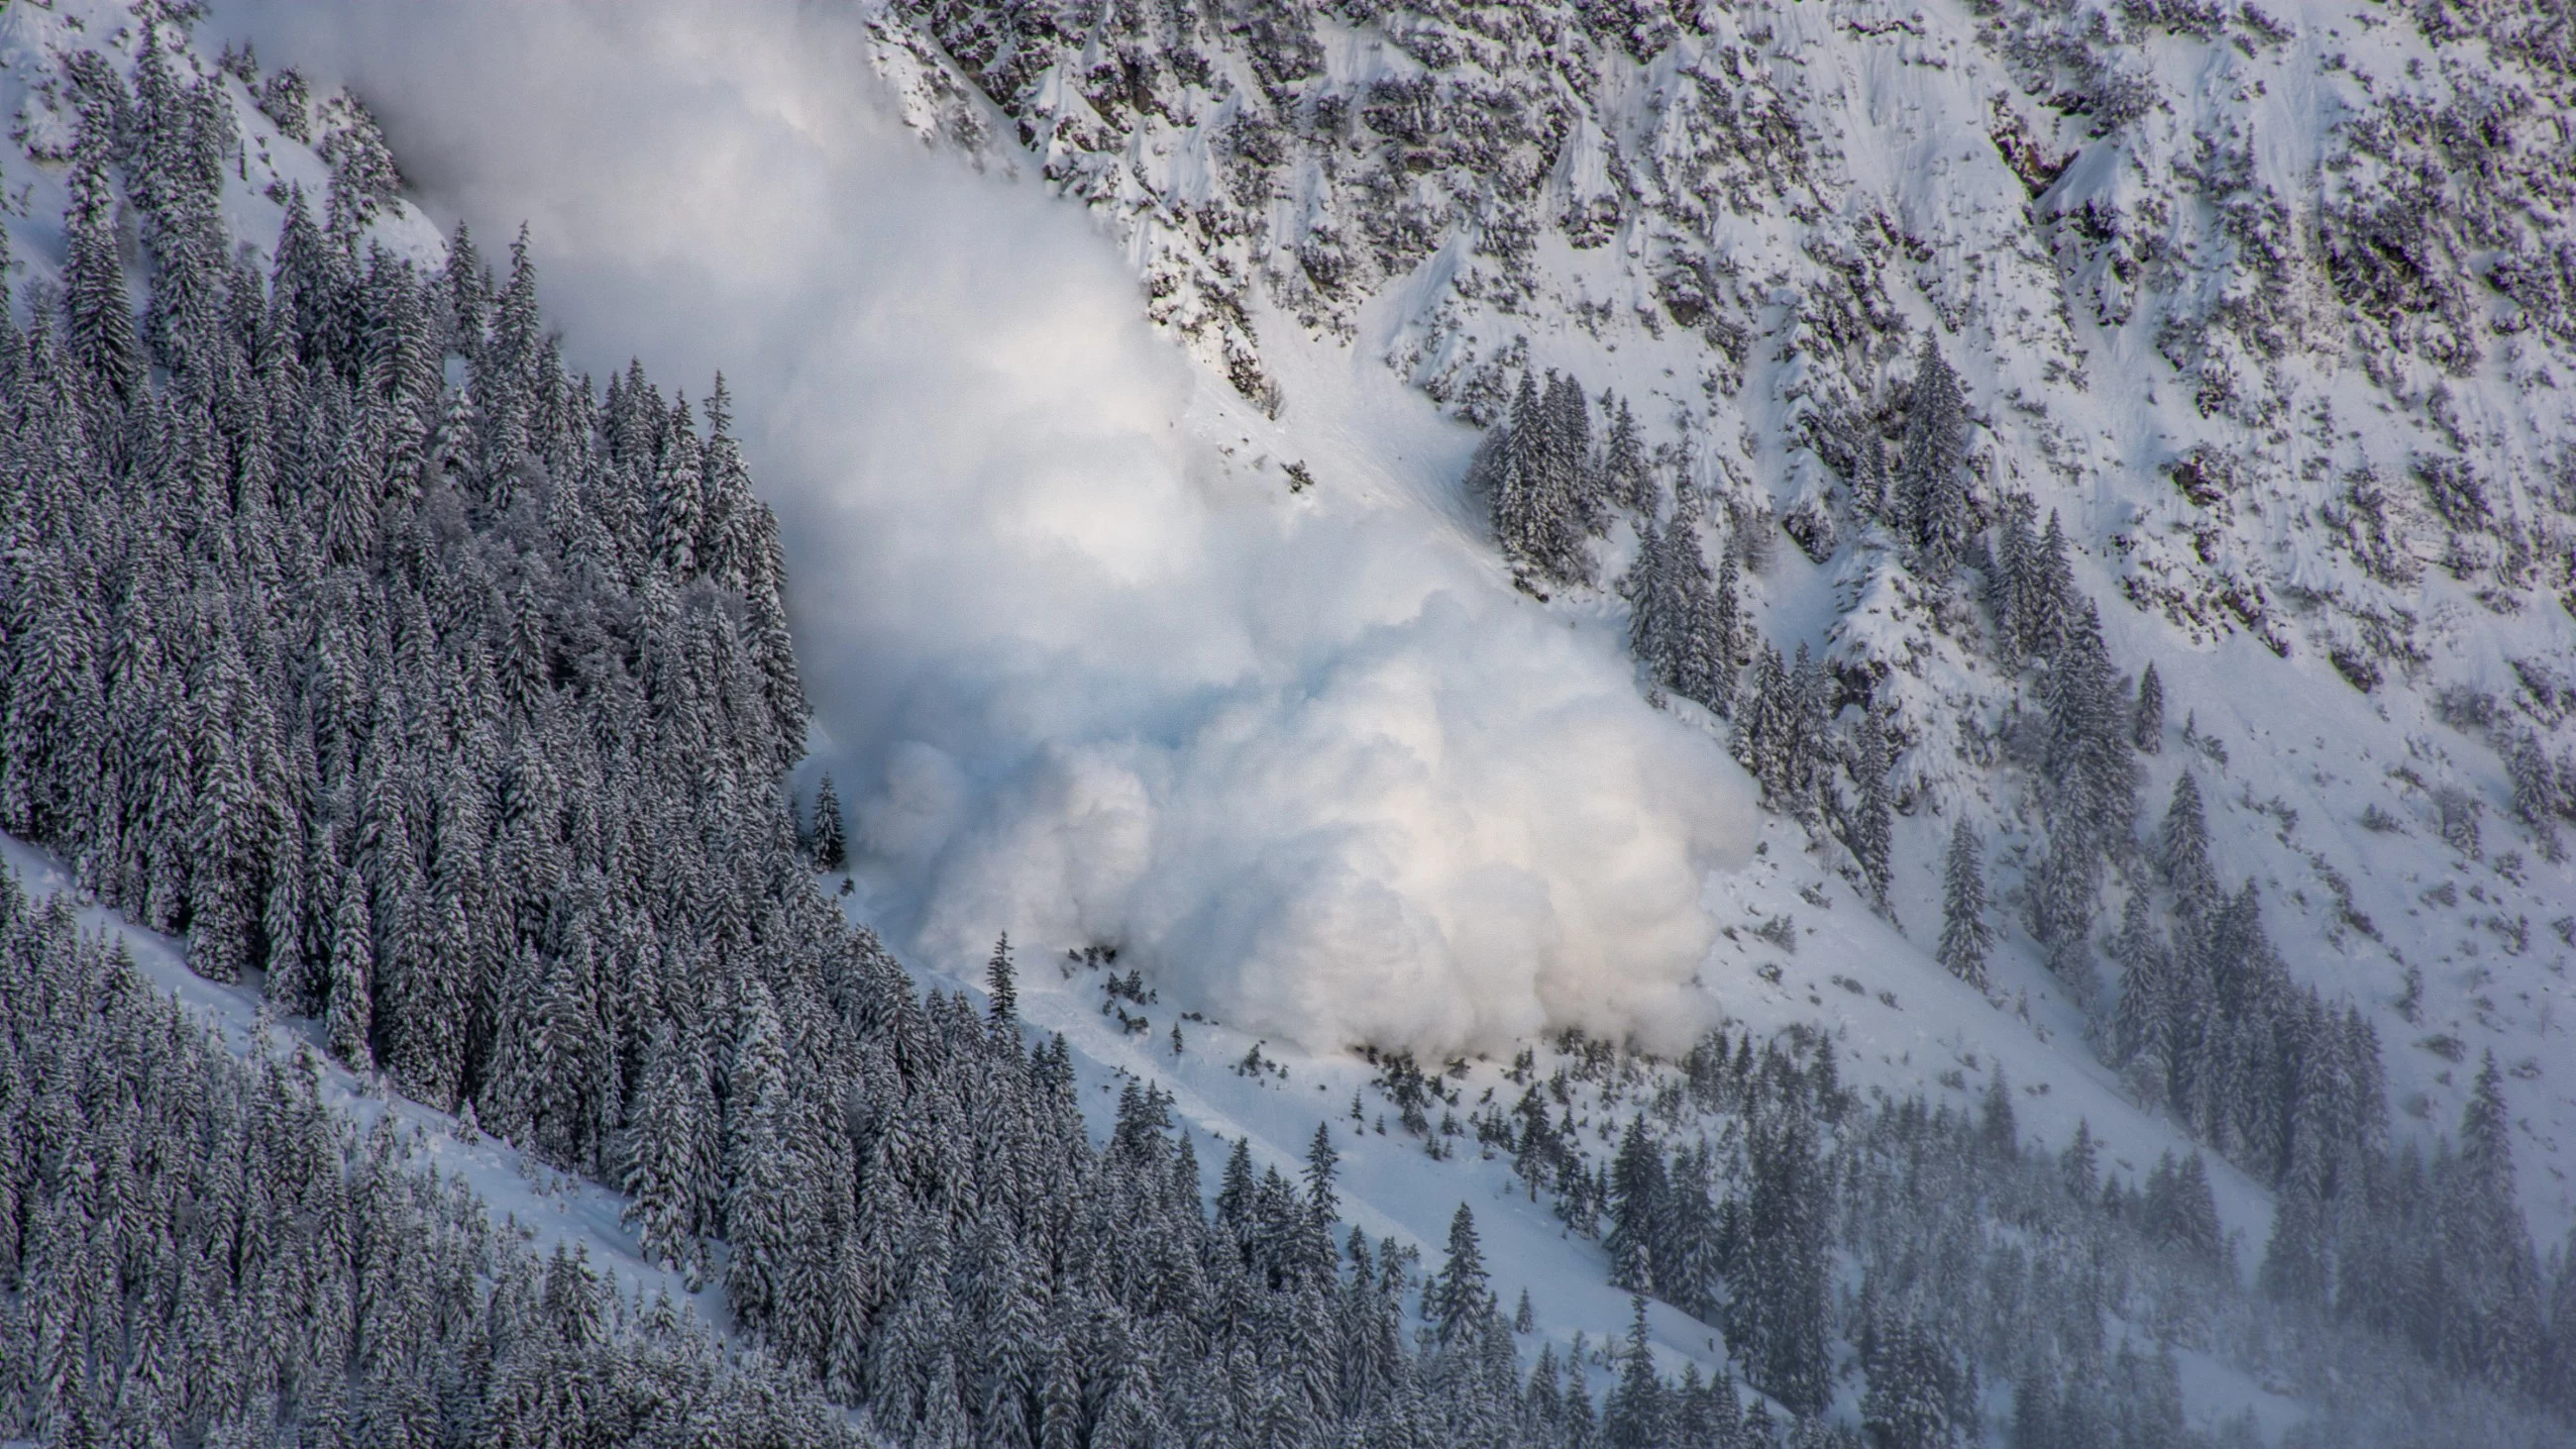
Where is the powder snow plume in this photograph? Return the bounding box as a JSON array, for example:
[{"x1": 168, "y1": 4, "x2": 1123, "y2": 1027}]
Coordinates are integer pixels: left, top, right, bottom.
[{"x1": 220, "y1": 0, "x2": 1758, "y2": 1055}]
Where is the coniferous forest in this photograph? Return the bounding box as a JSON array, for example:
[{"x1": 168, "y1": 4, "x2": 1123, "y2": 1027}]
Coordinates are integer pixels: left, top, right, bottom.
[{"x1": 4, "y1": 6, "x2": 2576, "y2": 1448}]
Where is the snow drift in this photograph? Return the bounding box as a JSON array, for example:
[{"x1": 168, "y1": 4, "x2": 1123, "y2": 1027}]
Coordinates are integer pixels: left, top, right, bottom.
[{"x1": 222, "y1": 0, "x2": 1758, "y2": 1055}]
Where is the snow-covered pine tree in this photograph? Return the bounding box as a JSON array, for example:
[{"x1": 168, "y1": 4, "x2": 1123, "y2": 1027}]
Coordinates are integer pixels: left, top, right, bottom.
[
  {"x1": 2442, "y1": 1054, "x2": 2547, "y2": 1388},
  {"x1": 62, "y1": 126, "x2": 143, "y2": 402},
  {"x1": 2260, "y1": 1177, "x2": 2331, "y2": 1309},
  {"x1": 2030, "y1": 603, "x2": 2134, "y2": 987},
  {"x1": 1937, "y1": 818, "x2": 1991, "y2": 988},
  {"x1": 2107, "y1": 892, "x2": 2172, "y2": 1079},
  {"x1": 326, "y1": 868, "x2": 376, "y2": 1071},
  {"x1": 2159, "y1": 772, "x2": 2219, "y2": 919},
  {"x1": 1861, "y1": 1317, "x2": 1967, "y2": 1449},
  {"x1": 1658, "y1": 1146, "x2": 1721, "y2": 1321},
  {"x1": 1622, "y1": 478, "x2": 1732, "y2": 715},
  {"x1": 1485, "y1": 372, "x2": 1548, "y2": 577},
  {"x1": 1602, "y1": 1297, "x2": 1669, "y2": 1449},
  {"x1": 2012, "y1": 511, "x2": 2079, "y2": 668},
  {"x1": 1988, "y1": 495, "x2": 2038, "y2": 668},
  {"x1": 1425, "y1": 1204, "x2": 1491, "y2": 1348},
  {"x1": 1668, "y1": 482, "x2": 1735, "y2": 715},
  {"x1": 1848, "y1": 709, "x2": 1894, "y2": 911},
  {"x1": 1897, "y1": 340, "x2": 1972, "y2": 576},
  {"x1": 986, "y1": 931, "x2": 1019, "y2": 1025},
  {"x1": 722, "y1": 983, "x2": 797, "y2": 1331},
  {"x1": 1784, "y1": 643, "x2": 1831, "y2": 823},
  {"x1": 2132, "y1": 662, "x2": 2165, "y2": 753},
  {"x1": 1622, "y1": 504, "x2": 1672, "y2": 700},
  {"x1": 1544, "y1": 369, "x2": 1602, "y2": 540},
  {"x1": 1605, "y1": 1116, "x2": 1667, "y2": 1295},
  {"x1": 1732, "y1": 644, "x2": 1790, "y2": 802},
  {"x1": 1600, "y1": 394, "x2": 1650, "y2": 514},
  {"x1": 1480, "y1": 369, "x2": 1596, "y2": 586},
  {"x1": 653, "y1": 393, "x2": 706, "y2": 578},
  {"x1": 1725, "y1": 1099, "x2": 1831, "y2": 1418}
]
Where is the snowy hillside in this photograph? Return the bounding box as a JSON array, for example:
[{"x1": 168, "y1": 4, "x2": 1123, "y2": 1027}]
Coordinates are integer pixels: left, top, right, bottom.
[
  {"x1": 849, "y1": 0, "x2": 2576, "y2": 1215},
  {"x1": 4, "y1": 0, "x2": 2575, "y2": 1445}
]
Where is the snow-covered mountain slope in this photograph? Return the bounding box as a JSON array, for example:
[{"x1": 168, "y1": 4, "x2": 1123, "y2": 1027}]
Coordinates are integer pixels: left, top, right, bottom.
[
  {"x1": 841, "y1": 0, "x2": 2576, "y2": 1236},
  {"x1": 0, "y1": 837, "x2": 716, "y2": 1335},
  {"x1": 11, "y1": 0, "x2": 2574, "y2": 1441}
]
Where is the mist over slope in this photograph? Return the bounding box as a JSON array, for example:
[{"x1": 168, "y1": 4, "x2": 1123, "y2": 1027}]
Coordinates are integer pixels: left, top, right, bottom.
[
  {"x1": 847, "y1": 0, "x2": 2576, "y2": 1237},
  {"x1": 222, "y1": 0, "x2": 1758, "y2": 1058}
]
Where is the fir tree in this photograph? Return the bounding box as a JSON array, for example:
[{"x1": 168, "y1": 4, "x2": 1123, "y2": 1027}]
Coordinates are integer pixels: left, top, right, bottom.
[
  {"x1": 1726, "y1": 1104, "x2": 1831, "y2": 1417},
  {"x1": 723, "y1": 985, "x2": 797, "y2": 1331},
  {"x1": 1936, "y1": 819, "x2": 1991, "y2": 989},
  {"x1": 326, "y1": 868, "x2": 375, "y2": 1071},
  {"x1": 1304, "y1": 1121, "x2": 1341, "y2": 1226},
  {"x1": 2132, "y1": 662, "x2": 2165, "y2": 754},
  {"x1": 810, "y1": 773, "x2": 847, "y2": 870},
  {"x1": 1897, "y1": 341, "x2": 1972, "y2": 575},
  {"x1": 2160, "y1": 772, "x2": 2218, "y2": 914},
  {"x1": 1606, "y1": 1116, "x2": 1667, "y2": 1294},
  {"x1": 2106, "y1": 892, "x2": 2171, "y2": 1079},
  {"x1": 1849, "y1": 710, "x2": 1894, "y2": 911},
  {"x1": 1426, "y1": 1204, "x2": 1492, "y2": 1348},
  {"x1": 1603, "y1": 1297, "x2": 1668, "y2": 1449},
  {"x1": 986, "y1": 932, "x2": 1019, "y2": 1025}
]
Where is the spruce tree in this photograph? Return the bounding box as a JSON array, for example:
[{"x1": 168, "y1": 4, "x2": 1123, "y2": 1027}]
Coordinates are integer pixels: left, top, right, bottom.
[
  {"x1": 2132, "y1": 662, "x2": 2165, "y2": 754},
  {"x1": 1606, "y1": 1117, "x2": 1667, "y2": 1294},
  {"x1": 1303, "y1": 1122, "x2": 1340, "y2": 1226},
  {"x1": 2160, "y1": 772, "x2": 2218, "y2": 913},
  {"x1": 1601, "y1": 395, "x2": 1651, "y2": 513},
  {"x1": 811, "y1": 772, "x2": 848, "y2": 869},
  {"x1": 2260, "y1": 1179, "x2": 2329, "y2": 1309},
  {"x1": 2444, "y1": 1054, "x2": 2547, "y2": 1388},
  {"x1": 1622, "y1": 505, "x2": 1673, "y2": 698},
  {"x1": 1483, "y1": 369, "x2": 1594, "y2": 585},
  {"x1": 326, "y1": 868, "x2": 375, "y2": 1071},
  {"x1": 1897, "y1": 340, "x2": 1972, "y2": 575},
  {"x1": 723, "y1": 985, "x2": 797, "y2": 1331},
  {"x1": 986, "y1": 932, "x2": 1019, "y2": 1025},
  {"x1": 1862, "y1": 1319, "x2": 1964, "y2": 1449},
  {"x1": 2106, "y1": 892, "x2": 2171, "y2": 1078},
  {"x1": 1989, "y1": 496, "x2": 2039, "y2": 668},
  {"x1": 1425, "y1": 1205, "x2": 1491, "y2": 1348},
  {"x1": 2022, "y1": 512, "x2": 2079, "y2": 667},
  {"x1": 1603, "y1": 1297, "x2": 1668, "y2": 1449},
  {"x1": 1849, "y1": 710, "x2": 1894, "y2": 911},
  {"x1": 62, "y1": 138, "x2": 143, "y2": 401},
  {"x1": 622, "y1": 1025, "x2": 710, "y2": 1284},
  {"x1": 1725, "y1": 1104, "x2": 1831, "y2": 1417},
  {"x1": 1937, "y1": 819, "x2": 1991, "y2": 988}
]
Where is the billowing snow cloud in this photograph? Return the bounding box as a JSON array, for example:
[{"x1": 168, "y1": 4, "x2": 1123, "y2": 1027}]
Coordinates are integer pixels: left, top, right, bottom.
[{"x1": 222, "y1": 0, "x2": 1756, "y2": 1055}]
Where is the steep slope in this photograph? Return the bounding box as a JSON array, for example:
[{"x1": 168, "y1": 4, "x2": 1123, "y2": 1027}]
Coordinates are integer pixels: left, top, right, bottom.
[
  {"x1": 845, "y1": 0, "x2": 2576, "y2": 1291},
  {"x1": 0, "y1": 838, "x2": 865, "y2": 1447},
  {"x1": 832, "y1": 0, "x2": 2576, "y2": 1436},
  {"x1": 0, "y1": 7, "x2": 1799, "y2": 1448},
  {"x1": 6, "y1": 1, "x2": 2574, "y2": 1446}
]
